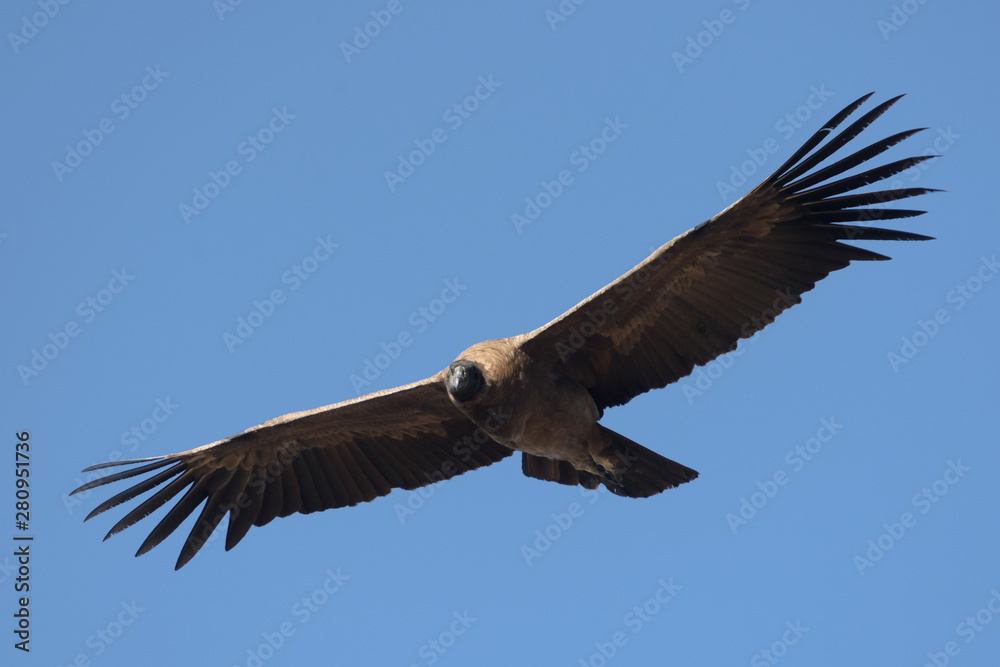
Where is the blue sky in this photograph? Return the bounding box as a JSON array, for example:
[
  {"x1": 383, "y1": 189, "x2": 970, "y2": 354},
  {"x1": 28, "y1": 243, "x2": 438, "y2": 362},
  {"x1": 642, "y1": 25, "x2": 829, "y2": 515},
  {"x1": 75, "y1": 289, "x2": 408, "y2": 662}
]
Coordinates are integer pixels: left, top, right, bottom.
[{"x1": 3, "y1": 2, "x2": 998, "y2": 665}]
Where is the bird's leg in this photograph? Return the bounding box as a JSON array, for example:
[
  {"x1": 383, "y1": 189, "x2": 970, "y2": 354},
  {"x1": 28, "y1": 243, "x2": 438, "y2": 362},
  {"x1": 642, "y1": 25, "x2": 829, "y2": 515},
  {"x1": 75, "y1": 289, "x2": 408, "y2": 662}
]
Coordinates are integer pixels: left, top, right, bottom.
[
  {"x1": 595, "y1": 465, "x2": 623, "y2": 488},
  {"x1": 586, "y1": 434, "x2": 644, "y2": 493},
  {"x1": 591, "y1": 444, "x2": 637, "y2": 476}
]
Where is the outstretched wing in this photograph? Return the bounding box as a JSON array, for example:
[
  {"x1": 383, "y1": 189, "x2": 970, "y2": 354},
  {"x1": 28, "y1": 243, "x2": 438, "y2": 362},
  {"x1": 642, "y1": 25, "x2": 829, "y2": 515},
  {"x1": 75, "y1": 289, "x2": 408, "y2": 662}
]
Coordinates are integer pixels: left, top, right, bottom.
[
  {"x1": 72, "y1": 375, "x2": 513, "y2": 569},
  {"x1": 519, "y1": 93, "x2": 936, "y2": 410}
]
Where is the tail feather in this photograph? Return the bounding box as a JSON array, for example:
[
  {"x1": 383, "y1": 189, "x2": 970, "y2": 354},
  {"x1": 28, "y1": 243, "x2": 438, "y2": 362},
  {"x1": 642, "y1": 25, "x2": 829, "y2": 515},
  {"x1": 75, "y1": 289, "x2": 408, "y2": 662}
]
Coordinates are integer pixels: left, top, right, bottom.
[
  {"x1": 521, "y1": 454, "x2": 600, "y2": 489},
  {"x1": 596, "y1": 425, "x2": 699, "y2": 498},
  {"x1": 519, "y1": 426, "x2": 698, "y2": 498}
]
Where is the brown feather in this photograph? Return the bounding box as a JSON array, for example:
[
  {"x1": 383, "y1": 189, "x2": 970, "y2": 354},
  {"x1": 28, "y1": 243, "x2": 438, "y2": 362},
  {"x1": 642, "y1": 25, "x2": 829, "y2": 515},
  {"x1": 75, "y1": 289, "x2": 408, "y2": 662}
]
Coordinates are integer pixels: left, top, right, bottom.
[
  {"x1": 73, "y1": 93, "x2": 934, "y2": 566},
  {"x1": 71, "y1": 378, "x2": 513, "y2": 565},
  {"x1": 518, "y1": 93, "x2": 935, "y2": 410}
]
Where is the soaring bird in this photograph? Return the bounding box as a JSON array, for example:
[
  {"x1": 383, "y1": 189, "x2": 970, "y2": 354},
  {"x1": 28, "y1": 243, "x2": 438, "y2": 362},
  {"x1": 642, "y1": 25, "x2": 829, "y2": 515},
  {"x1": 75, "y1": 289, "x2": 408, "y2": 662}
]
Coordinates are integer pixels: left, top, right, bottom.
[{"x1": 73, "y1": 93, "x2": 936, "y2": 569}]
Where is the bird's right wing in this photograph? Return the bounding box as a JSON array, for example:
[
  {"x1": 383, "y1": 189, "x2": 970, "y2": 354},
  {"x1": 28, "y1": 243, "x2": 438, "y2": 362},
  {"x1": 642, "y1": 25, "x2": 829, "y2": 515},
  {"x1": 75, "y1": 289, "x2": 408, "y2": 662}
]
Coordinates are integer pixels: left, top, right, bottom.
[{"x1": 72, "y1": 374, "x2": 513, "y2": 569}]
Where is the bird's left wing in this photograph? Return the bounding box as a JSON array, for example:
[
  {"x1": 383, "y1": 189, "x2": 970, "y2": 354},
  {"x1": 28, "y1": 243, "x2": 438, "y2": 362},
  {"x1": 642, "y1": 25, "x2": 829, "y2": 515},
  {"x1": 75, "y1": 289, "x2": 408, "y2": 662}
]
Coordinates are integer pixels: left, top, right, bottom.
[
  {"x1": 72, "y1": 375, "x2": 513, "y2": 569},
  {"x1": 517, "y1": 93, "x2": 937, "y2": 410}
]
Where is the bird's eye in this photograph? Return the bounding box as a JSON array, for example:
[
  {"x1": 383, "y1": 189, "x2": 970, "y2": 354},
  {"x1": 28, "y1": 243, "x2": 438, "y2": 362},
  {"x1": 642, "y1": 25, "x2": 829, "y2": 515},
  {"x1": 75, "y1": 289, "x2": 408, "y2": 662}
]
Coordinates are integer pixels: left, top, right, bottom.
[{"x1": 447, "y1": 361, "x2": 485, "y2": 403}]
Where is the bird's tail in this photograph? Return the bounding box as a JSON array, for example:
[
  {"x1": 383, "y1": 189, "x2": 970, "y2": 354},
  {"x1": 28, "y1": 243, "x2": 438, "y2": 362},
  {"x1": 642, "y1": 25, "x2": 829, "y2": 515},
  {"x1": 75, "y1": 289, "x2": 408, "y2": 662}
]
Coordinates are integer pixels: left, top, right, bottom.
[
  {"x1": 521, "y1": 426, "x2": 698, "y2": 497},
  {"x1": 594, "y1": 425, "x2": 699, "y2": 498}
]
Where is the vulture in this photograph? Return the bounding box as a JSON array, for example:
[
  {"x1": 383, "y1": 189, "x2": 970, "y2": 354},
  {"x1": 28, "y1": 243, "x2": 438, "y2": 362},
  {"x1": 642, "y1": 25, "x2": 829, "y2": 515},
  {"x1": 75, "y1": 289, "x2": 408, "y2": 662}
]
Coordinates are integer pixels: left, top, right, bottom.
[{"x1": 73, "y1": 93, "x2": 936, "y2": 569}]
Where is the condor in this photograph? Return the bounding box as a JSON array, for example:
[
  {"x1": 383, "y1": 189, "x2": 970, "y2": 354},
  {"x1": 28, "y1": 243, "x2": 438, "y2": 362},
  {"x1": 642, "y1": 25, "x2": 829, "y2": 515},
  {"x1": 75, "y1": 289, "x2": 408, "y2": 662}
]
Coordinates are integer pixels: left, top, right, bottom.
[{"x1": 74, "y1": 93, "x2": 936, "y2": 569}]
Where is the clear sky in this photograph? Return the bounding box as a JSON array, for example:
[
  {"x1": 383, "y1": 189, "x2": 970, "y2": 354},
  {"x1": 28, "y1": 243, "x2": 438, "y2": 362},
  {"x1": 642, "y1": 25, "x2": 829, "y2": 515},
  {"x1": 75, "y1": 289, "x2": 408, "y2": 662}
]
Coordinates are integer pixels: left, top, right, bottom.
[{"x1": 3, "y1": 2, "x2": 998, "y2": 666}]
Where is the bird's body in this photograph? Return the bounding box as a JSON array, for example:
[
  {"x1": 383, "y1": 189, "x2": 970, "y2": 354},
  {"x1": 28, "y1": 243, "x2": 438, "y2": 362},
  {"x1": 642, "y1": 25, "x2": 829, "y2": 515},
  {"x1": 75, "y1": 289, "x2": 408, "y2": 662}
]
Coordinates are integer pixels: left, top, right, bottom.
[
  {"x1": 448, "y1": 339, "x2": 589, "y2": 463},
  {"x1": 73, "y1": 93, "x2": 937, "y2": 569},
  {"x1": 446, "y1": 337, "x2": 696, "y2": 492}
]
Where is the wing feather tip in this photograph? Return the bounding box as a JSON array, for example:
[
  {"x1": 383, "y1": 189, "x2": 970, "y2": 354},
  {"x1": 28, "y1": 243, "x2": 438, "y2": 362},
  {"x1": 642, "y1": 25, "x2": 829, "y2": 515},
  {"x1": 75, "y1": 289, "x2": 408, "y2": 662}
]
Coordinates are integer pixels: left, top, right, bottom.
[
  {"x1": 80, "y1": 455, "x2": 169, "y2": 474},
  {"x1": 174, "y1": 549, "x2": 196, "y2": 570}
]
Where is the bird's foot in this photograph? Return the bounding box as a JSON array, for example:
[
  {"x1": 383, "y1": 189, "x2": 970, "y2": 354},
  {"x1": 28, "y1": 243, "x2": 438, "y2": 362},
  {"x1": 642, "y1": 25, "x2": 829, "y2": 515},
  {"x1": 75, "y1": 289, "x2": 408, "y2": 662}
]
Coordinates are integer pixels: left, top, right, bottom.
[{"x1": 595, "y1": 465, "x2": 624, "y2": 492}]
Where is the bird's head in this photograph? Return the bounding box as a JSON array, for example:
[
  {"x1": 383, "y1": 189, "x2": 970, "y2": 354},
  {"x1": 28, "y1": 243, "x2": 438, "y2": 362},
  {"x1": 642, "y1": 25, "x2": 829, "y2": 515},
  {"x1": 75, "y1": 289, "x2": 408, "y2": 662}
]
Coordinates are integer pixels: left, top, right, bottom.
[{"x1": 446, "y1": 359, "x2": 486, "y2": 404}]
